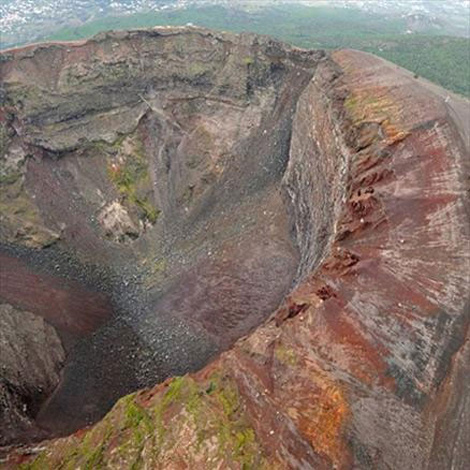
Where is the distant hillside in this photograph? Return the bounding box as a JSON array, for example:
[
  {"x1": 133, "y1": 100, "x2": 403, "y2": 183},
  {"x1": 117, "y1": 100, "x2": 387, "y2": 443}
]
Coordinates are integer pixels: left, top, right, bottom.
[
  {"x1": 41, "y1": 5, "x2": 470, "y2": 98},
  {"x1": 2, "y1": 3, "x2": 469, "y2": 97},
  {"x1": 2, "y1": 0, "x2": 469, "y2": 47}
]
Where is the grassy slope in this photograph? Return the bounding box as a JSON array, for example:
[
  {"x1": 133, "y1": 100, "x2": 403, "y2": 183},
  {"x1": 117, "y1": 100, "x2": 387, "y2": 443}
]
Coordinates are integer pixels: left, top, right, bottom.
[{"x1": 44, "y1": 5, "x2": 470, "y2": 97}]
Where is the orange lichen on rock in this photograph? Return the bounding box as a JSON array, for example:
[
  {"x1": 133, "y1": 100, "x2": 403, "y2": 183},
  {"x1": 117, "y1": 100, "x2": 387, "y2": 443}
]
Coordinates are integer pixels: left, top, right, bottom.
[
  {"x1": 285, "y1": 373, "x2": 350, "y2": 467},
  {"x1": 345, "y1": 88, "x2": 409, "y2": 145}
]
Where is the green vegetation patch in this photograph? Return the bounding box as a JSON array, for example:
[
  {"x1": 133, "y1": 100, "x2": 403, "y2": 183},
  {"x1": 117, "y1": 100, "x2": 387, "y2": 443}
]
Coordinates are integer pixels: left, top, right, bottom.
[
  {"x1": 275, "y1": 344, "x2": 298, "y2": 366},
  {"x1": 23, "y1": 374, "x2": 266, "y2": 468},
  {"x1": 104, "y1": 134, "x2": 160, "y2": 225},
  {"x1": 20, "y1": 416, "x2": 114, "y2": 470},
  {"x1": 153, "y1": 374, "x2": 264, "y2": 466}
]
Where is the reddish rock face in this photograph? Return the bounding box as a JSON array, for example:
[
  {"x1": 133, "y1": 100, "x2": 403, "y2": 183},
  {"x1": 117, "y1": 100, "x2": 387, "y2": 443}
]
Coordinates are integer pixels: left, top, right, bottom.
[{"x1": 1, "y1": 30, "x2": 469, "y2": 469}]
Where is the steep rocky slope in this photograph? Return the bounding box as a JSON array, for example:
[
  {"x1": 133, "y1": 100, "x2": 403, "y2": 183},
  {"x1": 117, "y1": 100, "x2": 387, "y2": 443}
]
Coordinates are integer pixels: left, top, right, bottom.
[
  {"x1": 0, "y1": 27, "x2": 324, "y2": 445},
  {"x1": 1, "y1": 28, "x2": 469, "y2": 469}
]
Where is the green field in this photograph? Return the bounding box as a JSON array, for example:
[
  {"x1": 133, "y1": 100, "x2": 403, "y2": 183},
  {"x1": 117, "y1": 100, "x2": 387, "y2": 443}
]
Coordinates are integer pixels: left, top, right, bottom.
[{"x1": 45, "y1": 5, "x2": 470, "y2": 97}]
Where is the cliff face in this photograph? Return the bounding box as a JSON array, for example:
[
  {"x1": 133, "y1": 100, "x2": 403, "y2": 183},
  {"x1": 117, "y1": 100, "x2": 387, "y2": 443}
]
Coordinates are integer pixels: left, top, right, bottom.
[{"x1": 1, "y1": 29, "x2": 469, "y2": 469}]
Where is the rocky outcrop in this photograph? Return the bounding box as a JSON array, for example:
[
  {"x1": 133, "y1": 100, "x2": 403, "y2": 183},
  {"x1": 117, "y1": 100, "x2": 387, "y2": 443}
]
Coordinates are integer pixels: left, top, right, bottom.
[
  {"x1": 0, "y1": 304, "x2": 65, "y2": 446},
  {"x1": 1, "y1": 30, "x2": 469, "y2": 469}
]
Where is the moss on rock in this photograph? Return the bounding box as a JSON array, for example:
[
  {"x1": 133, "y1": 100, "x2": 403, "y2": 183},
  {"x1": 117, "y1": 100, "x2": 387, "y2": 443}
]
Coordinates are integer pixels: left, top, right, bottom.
[
  {"x1": 105, "y1": 134, "x2": 160, "y2": 226},
  {"x1": 22, "y1": 374, "x2": 267, "y2": 469}
]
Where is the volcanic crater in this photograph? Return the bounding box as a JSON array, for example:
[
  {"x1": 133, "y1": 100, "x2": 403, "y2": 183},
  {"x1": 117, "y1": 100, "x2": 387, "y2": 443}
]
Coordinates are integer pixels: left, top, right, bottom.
[
  {"x1": 1, "y1": 27, "x2": 469, "y2": 469},
  {"x1": 0, "y1": 28, "x2": 327, "y2": 444}
]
